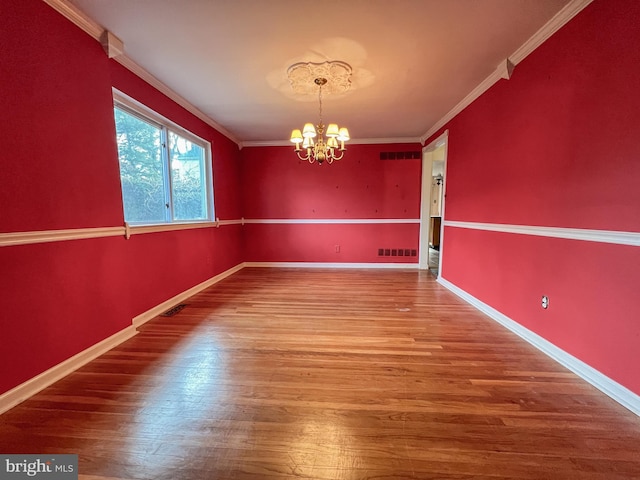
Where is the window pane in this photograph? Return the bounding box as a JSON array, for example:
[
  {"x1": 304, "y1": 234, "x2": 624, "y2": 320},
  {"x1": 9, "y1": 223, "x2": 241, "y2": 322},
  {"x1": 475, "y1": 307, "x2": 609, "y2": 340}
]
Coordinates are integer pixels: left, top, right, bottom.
[
  {"x1": 168, "y1": 131, "x2": 207, "y2": 221},
  {"x1": 114, "y1": 107, "x2": 166, "y2": 223}
]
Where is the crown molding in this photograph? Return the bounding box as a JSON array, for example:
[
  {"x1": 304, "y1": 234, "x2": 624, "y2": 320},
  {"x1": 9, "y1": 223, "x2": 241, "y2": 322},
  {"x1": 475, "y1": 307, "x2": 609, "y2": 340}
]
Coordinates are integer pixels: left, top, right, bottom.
[
  {"x1": 43, "y1": 0, "x2": 103, "y2": 40},
  {"x1": 420, "y1": 0, "x2": 594, "y2": 144},
  {"x1": 420, "y1": 62, "x2": 506, "y2": 144},
  {"x1": 497, "y1": 58, "x2": 515, "y2": 80},
  {"x1": 113, "y1": 56, "x2": 240, "y2": 145},
  {"x1": 43, "y1": 0, "x2": 241, "y2": 147},
  {"x1": 510, "y1": 0, "x2": 594, "y2": 65},
  {"x1": 241, "y1": 137, "x2": 422, "y2": 148},
  {"x1": 350, "y1": 137, "x2": 423, "y2": 145},
  {"x1": 45, "y1": 0, "x2": 593, "y2": 150},
  {"x1": 240, "y1": 140, "x2": 291, "y2": 148},
  {"x1": 100, "y1": 30, "x2": 124, "y2": 59}
]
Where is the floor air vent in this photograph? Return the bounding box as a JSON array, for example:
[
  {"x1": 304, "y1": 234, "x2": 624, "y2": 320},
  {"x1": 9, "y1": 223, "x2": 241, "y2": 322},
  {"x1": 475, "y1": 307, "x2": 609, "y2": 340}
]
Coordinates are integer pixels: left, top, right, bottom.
[{"x1": 160, "y1": 304, "x2": 187, "y2": 317}]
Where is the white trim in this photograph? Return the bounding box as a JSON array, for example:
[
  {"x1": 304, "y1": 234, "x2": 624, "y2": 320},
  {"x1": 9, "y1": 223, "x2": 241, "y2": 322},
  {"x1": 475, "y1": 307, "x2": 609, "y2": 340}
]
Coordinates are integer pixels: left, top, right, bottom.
[
  {"x1": 0, "y1": 325, "x2": 138, "y2": 415},
  {"x1": 0, "y1": 226, "x2": 125, "y2": 247},
  {"x1": 43, "y1": 0, "x2": 240, "y2": 146},
  {"x1": 100, "y1": 30, "x2": 124, "y2": 59},
  {"x1": 420, "y1": 62, "x2": 504, "y2": 143},
  {"x1": 510, "y1": 0, "x2": 594, "y2": 65},
  {"x1": 0, "y1": 262, "x2": 245, "y2": 414},
  {"x1": 113, "y1": 89, "x2": 211, "y2": 148},
  {"x1": 419, "y1": 130, "x2": 449, "y2": 270},
  {"x1": 436, "y1": 133, "x2": 449, "y2": 276},
  {"x1": 422, "y1": 130, "x2": 449, "y2": 154},
  {"x1": 418, "y1": 148, "x2": 434, "y2": 270},
  {"x1": 241, "y1": 137, "x2": 422, "y2": 148},
  {"x1": 245, "y1": 262, "x2": 418, "y2": 269},
  {"x1": 43, "y1": 0, "x2": 103, "y2": 40},
  {"x1": 444, "y1": 221, "x2": 640, "y2": 247},
  {"x1": 132, "y1": 263, "x2": 245, "y2": 327},
  {"x1": 113, "y1": 56, "x2": 240, "y2": 145},
  {"x1": 347, "y1": 137, "x2": 422, "y2": 146},
  {"x1": 420, "y1": 0, "x2": 593, "y2": 144},
  {"x1": 244, "y1": 218, "x2": 420, "y2": 225},
  {"x1": 113, "y1": 89, "x2": 216, "y2": 225},
  {"x1": 436, "y1": 277, "x2": 640, "y2": 416},
  {"x1": 0, "y1": 219, "x2": 244, "y2": 247},
  {"x1": 216, "y1": 219, "x2": 244, "y2": 226},
  {"x1": 497, "y1": 58, "x2": 515, "y2": 80},
  {"x1": 126, "y1": 221, "x2": 218, "y2": 237},
  {"x1": 46, "y1": 0, "x2": 592, "y2": 151}
]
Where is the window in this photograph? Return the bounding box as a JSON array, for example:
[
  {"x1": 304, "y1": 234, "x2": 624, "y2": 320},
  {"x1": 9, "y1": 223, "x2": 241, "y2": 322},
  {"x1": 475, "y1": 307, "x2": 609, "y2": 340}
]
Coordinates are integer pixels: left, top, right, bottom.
[{"x1": 113, "y1": 94, "x2": 213, "y2": 225}]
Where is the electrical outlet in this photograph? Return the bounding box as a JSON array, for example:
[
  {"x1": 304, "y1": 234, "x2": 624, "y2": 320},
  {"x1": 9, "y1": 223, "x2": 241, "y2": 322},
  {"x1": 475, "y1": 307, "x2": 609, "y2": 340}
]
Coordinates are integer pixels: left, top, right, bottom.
[
  {"x1": 541, "y1": 295, "x2": 549, "y2": 309},
  {"x1": 335, "y1": 245, "x2": 340, "y2": 253}
]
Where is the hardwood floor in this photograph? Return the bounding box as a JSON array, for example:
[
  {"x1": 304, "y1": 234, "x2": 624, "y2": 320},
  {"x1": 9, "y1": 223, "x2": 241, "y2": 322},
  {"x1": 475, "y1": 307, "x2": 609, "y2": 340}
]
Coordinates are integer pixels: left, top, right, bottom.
[{"x1": 1, "y1": 268, "x2": 639, "y2": 479}]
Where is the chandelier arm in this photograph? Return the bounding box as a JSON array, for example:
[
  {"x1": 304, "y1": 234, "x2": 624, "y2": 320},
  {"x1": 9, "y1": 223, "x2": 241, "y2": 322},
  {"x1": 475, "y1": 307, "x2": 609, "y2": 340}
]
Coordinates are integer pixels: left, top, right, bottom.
[
  {"x1": 330, "y1": 149, "x2": 345, "y2": 161},
  {"x1": 295, "y1": 149, "x2": 311, "y2": 162}
]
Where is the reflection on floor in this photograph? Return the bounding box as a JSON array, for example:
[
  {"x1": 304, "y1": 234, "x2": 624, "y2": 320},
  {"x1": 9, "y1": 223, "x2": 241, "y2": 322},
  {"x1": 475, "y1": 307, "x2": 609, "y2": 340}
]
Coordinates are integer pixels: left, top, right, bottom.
[
  {"x1": 428, "y1": 247, "x2": 440, "y2": 276},
  {"x1": 2, "y1": 268, "x2": 640, "y2": 478}
]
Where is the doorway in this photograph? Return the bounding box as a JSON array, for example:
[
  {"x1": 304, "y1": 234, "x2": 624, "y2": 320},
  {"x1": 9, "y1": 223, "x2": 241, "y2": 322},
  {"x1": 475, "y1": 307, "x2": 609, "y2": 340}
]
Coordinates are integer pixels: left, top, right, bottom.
[{"x1": 418, "y1": 131, "x2": 448, "y2": 276}]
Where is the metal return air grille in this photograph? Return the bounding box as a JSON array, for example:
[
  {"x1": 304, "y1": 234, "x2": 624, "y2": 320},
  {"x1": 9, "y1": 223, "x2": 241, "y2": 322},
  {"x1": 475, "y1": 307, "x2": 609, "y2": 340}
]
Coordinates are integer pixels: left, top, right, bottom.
[
  {"x1": 160, "y1": 304, "x2": 187, "y2": 317},
  {"x1": 378, "y1": 248, "x2": 417, "y2": 257},
  {"x1": 379, "y1": 151, "x2": 421, "y2": 160}
]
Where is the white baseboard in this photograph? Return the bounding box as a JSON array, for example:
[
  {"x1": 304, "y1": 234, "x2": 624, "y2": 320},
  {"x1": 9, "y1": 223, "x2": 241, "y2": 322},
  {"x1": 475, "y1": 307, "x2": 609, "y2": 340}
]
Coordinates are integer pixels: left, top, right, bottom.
[
  {"x1": 132, "y1": 262, "x2": 245, "y2": 327},
  {"x1": 437, "y1": 276, "x2": 640, "y2": 416},
  {"x1": 0, "y1": 262, "x2": 246, "y2": 415},
  {"x1": 244, "y1": 261, "x2": 419, "y2": 269},
  {"x1": 0, "y1": 325, "x2": 138, "y2": 415}
]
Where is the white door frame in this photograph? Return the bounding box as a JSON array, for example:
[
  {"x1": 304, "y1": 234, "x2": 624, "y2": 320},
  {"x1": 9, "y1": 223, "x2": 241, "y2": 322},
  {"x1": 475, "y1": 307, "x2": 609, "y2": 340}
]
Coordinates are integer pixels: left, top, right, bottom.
[{"x1": 418, "y1": 130, "x2": 449, "y2": 272}]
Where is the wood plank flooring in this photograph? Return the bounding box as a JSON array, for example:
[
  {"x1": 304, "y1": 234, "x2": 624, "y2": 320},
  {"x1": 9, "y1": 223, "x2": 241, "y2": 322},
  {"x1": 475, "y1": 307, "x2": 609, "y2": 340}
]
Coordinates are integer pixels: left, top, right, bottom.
[{"x1": 1, "y1": 268, "x2": 639, "y2": 479}]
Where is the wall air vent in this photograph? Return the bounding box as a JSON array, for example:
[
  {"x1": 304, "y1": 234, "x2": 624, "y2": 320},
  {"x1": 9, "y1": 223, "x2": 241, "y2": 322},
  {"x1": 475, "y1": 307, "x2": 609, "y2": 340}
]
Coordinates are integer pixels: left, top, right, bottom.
[
  {"x1": 378, "y1": 248, "x2": 417, "y2": 257},
  {"x1": 380, "y1": 151, "x2": 421, "y2": 160}
]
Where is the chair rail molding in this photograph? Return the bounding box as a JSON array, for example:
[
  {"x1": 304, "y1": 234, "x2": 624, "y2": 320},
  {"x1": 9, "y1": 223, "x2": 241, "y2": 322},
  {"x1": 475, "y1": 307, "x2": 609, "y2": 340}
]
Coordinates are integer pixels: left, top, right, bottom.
[
  {"x1": 0, "y1": 226, "x2": 125, "y2": 247},
  {"x1": 444, "y1": 220, "x2": 640, "y2": 247}
]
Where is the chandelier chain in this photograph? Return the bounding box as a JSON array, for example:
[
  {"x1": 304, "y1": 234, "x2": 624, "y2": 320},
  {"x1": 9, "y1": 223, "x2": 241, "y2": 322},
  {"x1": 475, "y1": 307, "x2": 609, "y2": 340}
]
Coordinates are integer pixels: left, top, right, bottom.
[{"x1": 318, "y1": 83, "x2": 323, "y2": 126}]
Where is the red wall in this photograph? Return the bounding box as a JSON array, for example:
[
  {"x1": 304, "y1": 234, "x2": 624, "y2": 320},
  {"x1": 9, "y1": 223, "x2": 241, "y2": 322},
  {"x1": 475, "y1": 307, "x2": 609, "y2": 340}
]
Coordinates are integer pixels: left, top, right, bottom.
[
  {"x1": 2, "y1": 0, "x2": 637, "y2": 401},
  {"x1": 429, "y1": 0, "x2": 640, "y2": 393},
  {"x1": 241, "y1": 144, "x2": 421, "y2": 263},
  {"x1": 1, "y1": 1, "x2": 122, "y2": 232},
  {"x1": 0, "y1": 0, "x2": 243, "y2": 395}
]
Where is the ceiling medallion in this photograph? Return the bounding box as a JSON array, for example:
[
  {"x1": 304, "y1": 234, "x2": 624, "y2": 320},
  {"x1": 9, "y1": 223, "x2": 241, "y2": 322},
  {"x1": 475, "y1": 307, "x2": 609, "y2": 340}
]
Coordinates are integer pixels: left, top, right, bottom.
[
  {"x1": 287, "y1": 60, "x2": 352, "y2": 95},
  {"x1": 287, "y1": 61, "x2": 351, "y2": 165}
]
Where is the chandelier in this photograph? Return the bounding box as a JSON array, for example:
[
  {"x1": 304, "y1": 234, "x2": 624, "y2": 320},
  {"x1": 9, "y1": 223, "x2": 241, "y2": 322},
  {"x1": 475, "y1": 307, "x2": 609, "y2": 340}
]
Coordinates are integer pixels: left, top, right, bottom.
[{"x1": 288, "y1": 61, "x2": 351, "y2": 165}]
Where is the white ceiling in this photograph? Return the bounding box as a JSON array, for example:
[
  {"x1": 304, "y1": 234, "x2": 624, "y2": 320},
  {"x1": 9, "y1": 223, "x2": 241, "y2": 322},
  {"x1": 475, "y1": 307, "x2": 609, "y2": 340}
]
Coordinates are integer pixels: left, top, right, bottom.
[{"x1": 68, "y1": 0, "x2": 571, "y2": 145}]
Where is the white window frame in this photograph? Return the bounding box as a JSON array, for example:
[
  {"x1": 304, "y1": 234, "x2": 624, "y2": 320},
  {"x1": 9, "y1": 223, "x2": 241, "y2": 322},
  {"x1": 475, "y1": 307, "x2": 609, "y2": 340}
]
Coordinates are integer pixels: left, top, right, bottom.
[{"x1": 113, "y1": 89, "x2": 215, "y2": 230}]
